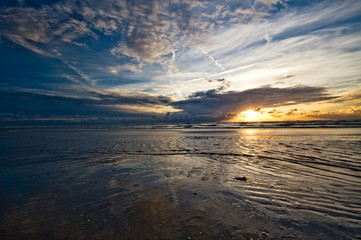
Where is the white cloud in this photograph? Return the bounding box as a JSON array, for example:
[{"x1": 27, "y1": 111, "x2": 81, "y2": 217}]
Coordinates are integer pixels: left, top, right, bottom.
[
  {"x1": 6, "y1": 33, "x2": 54, "y2": 57},
  {"x1": 1, "y1": 0, "x2": 360, "y2": 99},
  {"x1": 0, "y1": 0, "x2": 287, "y2": 67},
  {"x1": 108, "y1": 63, "x2": 144, "y2": 74},
  {"x1": 159, "y1": 0, "x2": 361, "y2": 97}
]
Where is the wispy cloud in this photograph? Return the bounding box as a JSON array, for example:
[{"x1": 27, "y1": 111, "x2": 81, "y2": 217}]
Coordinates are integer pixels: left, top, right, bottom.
[
  {"x1": 165, "y1": 0, "x2": 361, "y2": 96},
  {"x1": 0, "y1": 0, "x2": 287, "y2": 68},
  {"x1": 108, "y1": 63, "x2": 144, "y2": 74},
  {"x1": 1, "y1": 0, "x2": 360, "y2": 123},
  {"x1": 0, "y1": 5, "x2": 93, "y2": 54}
]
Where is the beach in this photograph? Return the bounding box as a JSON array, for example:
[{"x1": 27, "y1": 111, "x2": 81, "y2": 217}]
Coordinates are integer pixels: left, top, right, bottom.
[{"x1": 1, "y1": 123, "x2": 361, "y2": 239}]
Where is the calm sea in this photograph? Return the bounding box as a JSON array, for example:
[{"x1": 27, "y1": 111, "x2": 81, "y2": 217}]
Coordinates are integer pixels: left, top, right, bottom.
[{"x1": 1, "y1": 121, "x2": 361, "y2": 239}]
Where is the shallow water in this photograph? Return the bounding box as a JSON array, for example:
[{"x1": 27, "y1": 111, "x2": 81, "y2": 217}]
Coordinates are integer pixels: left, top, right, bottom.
[{"x1": 1, "y1": 126, "x2": 361, "y2": 239}]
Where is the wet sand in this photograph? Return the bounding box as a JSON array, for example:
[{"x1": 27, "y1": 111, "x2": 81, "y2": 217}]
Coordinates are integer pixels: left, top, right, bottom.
[{"x1": 1, "y1": 126, "x2": 361, "y2": 239}]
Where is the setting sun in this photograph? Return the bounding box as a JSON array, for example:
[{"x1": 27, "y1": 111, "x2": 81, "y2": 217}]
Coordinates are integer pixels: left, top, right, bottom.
[{"x1": 239, "y1": 110, "x2": 261, "y2": 121}]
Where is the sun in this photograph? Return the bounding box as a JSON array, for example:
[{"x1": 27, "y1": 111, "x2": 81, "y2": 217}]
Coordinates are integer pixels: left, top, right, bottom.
[{"x1": 238, "y1": 110, "x2": 261, "y2": 122}]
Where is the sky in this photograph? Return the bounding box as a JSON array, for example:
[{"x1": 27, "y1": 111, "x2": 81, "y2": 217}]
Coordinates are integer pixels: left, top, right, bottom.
[{"x1": 0, "y1": 0, "x2": 361, "y2": 124}]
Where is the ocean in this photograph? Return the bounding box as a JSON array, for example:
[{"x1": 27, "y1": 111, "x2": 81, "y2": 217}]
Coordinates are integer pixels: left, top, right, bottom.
[{"x1": 1, "y1": 121, "x2": 361, "y2": 239}]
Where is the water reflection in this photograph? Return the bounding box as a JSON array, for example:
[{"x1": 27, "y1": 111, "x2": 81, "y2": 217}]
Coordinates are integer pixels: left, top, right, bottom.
[
  {"x1": 1, "y1": 127, "x2": 361, "y2": 239},
  {"x1": 244, "y1": 129, "x2": 257, "y2": 135},
  {"x1": 235, "y1": 128, "x2": 361, "y2": 136}
]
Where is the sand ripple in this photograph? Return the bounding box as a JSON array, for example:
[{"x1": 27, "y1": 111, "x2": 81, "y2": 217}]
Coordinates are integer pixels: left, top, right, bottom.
[{"x1": 1, "y1": 127, "x2": 361, "y2": 239}]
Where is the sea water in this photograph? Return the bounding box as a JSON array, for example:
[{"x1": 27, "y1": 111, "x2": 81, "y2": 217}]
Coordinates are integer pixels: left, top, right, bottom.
[{"x1": 1, "y1": 122, "x2": 361, "y2": 239}]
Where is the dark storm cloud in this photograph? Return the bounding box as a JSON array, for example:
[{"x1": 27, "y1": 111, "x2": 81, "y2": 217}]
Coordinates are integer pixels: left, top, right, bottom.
[
  {"x1": 171, "y1": 86, "x2": 337, "y2": 119},
  {"x1": 0, "y1": 89, "x2": 172, "y2": 119},
  {"x1": 85, "y1": 90, "x2": 172, "y2": 105}
]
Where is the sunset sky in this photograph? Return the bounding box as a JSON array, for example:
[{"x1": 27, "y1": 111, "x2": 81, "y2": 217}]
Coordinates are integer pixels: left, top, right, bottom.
[{"x1": 1, "y1": 0, "x2": 360, "y2": 124}]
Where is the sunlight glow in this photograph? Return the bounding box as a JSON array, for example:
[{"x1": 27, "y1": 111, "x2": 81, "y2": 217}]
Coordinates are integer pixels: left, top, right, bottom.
[{"x1": 239, "y1": 110, "x2": 261, "y2": 121}]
